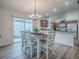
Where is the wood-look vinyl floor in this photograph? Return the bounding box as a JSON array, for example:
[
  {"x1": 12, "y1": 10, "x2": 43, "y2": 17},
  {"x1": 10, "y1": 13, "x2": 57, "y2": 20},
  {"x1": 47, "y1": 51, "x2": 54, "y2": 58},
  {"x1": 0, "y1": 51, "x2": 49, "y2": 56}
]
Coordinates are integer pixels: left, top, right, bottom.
[{"x1": 0, "y1": 41, "x2": 79, "y2": 59}]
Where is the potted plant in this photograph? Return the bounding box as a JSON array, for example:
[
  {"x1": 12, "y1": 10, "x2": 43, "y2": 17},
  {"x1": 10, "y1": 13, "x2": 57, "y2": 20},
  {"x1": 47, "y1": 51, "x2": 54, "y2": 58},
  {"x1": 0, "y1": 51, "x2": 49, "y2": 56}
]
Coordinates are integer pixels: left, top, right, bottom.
[{"x1": 34, "y1": 28, "x2": 39, "y2": 33}]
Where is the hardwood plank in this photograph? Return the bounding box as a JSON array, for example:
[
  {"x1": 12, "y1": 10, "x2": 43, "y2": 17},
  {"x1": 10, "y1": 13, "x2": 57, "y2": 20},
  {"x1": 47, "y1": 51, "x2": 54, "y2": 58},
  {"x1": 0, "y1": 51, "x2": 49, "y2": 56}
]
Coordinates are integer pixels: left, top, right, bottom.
[{"x1": 0, "y1": 42, "x2": 79, "y2": 59}]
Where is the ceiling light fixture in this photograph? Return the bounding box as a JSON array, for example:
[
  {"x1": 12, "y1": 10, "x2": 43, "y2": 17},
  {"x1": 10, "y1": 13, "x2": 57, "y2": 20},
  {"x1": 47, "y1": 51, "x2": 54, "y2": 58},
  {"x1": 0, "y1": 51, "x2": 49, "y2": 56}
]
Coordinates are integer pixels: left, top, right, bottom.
[
  {"x1": 28, "y1": 14, "x2": 42, "y2": 19},
  {"x1": 28, "y1": 0, "x2": 42, "y2": 20},
  {"x1": 65, "y1": 2, "x2": 69, "y2": 5},
  {"x1": 46, "y1": 14, "x2": 49, "y2": 16},
  {"x1": 53, "y1": 8, "x2": 57, "y2": 11}
]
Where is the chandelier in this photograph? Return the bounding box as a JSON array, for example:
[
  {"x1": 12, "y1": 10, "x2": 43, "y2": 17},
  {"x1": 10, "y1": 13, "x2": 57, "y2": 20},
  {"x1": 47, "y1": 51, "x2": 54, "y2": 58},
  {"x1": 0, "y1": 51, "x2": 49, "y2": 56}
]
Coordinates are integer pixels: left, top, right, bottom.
[
  {"x1": 28, "y1": 0, "x2": 42, "y2": 20},
  {"x1": 28, "y1": 14, "x2": 42, "y2": 19}
]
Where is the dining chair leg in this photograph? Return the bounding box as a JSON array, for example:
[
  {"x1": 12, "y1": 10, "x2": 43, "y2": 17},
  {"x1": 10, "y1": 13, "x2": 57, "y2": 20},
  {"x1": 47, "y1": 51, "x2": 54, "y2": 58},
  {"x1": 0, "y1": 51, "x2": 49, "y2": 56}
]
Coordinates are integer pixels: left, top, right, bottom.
[
  {"x1": 52, "y1": 45, "x2": 55, "y2": 55},
  {"x1": 25, "y1": 46, "x2": 27, "y2": 54},
  {"x1": 21, "y1": 45, "x2": 23, "y2": 51},
  {"x1": 21, "y1": 42, "x2": 24, "y2": 51},
  {"x1": 30, "y1": 46, "x2": 32, "y2": 58},
  {"x1": 37, "y1": 49, "x2": 40, "y2": 59},
  {"x1": 46, "y1": 48, "x2": 48, "y2": 59},
  {"x1": 37, "y1": 39, "x2": 40, "y2": 59}
]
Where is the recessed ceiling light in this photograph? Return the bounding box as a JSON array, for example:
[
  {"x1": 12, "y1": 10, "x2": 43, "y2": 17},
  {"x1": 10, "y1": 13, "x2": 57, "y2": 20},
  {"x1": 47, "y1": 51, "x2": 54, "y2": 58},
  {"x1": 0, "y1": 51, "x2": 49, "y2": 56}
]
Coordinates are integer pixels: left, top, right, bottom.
[
  {"x1": 53, "y1": 8, "x2": 57, "y2": 11},
  {"x1": 46, "y1": 14, "x2": 49, "y2": 16},
  {"x1": 65, "y1": 2, "x2": 69, "y2": 5}
]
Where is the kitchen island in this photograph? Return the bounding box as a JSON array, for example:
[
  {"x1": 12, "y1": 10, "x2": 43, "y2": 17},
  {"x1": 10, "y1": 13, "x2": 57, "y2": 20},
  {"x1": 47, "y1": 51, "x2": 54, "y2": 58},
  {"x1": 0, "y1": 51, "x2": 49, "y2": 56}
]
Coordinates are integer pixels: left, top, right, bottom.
[{"x1": 55, "y1": 31, "x2": 74, "y2": 47}]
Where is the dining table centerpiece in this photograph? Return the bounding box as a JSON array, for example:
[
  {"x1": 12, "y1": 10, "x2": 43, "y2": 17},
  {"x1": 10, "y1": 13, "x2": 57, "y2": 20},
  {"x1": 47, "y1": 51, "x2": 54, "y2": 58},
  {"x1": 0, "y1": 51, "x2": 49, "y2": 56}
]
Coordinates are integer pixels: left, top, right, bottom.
[{"x1": 33, "y1": 28, "x2": 39, "y2": 33}]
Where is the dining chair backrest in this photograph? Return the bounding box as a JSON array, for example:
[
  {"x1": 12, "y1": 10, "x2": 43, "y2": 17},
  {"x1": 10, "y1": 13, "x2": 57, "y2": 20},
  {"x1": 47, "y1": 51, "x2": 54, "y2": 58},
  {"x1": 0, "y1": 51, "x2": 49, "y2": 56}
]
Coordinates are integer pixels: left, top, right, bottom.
[
  {"x1": 21, "y1": 31, "x2": 26, "y2": 51},
  {"x1": 47, "y1": 31, "x2": 56, "y2": 44},
  {"x1": 48, "y1": 31, "x2": 55, "y2": 40},
  {"x1": 30, "y1": 34, "x2": 37, "y2": 44},
  {"x1": 25, "y1": 31, "x2": 31, "y2": 45},
  {"x1": 21, "y1": 31, "x2": 31, "y2": 46},
  {"x1": 21, "y1": 31, "x2": 25, "y2": 42}
]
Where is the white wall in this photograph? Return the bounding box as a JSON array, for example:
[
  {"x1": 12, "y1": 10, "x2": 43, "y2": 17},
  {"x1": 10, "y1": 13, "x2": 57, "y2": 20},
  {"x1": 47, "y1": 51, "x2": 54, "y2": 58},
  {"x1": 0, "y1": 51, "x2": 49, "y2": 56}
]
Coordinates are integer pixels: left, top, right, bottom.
[
  {"x1": 33, "y1": 20, "x2": 41, "y2": 30},
  {"x1": 0, "y1": 8, "x2": 29, "y2": 46},
  {"x1": 78, "y1": 19, "x2": 79, "y2": 39}
]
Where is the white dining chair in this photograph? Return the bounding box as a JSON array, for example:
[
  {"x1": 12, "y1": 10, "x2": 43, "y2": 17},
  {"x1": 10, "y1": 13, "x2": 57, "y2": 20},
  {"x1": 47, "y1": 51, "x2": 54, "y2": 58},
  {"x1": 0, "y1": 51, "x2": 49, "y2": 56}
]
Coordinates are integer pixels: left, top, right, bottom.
[
  {"x1": 21, "y1": 31, "x2": 40, "y2": 59},
  {"x1": 21, "y1": 31, "x2": 32, "y2": 58},
  {"x1": 40, "y1": 31, "x2": 56, "y2": 59},
  {"x1": 31, "y1": 34, "x2": 40, "y2": 59}
]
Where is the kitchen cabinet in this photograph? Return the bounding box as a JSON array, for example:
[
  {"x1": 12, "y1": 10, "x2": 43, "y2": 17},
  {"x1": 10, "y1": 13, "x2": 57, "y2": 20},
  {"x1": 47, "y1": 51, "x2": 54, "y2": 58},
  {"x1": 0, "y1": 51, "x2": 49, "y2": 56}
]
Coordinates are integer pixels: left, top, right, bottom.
[{"x1": 41, "y1": 20, "x2": 48, "y2": 27}]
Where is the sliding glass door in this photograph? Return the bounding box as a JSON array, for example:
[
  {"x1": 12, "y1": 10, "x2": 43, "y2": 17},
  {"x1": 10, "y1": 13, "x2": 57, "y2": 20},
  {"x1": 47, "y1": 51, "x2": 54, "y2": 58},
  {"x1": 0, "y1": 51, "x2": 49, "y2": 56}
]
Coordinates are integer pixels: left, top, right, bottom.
[
  {"x1": 25, "y1": 19, "x2": 33, "y2": 32},
  {"x1": 13, "y1": 17, "x2": 33, "y2": 43}
]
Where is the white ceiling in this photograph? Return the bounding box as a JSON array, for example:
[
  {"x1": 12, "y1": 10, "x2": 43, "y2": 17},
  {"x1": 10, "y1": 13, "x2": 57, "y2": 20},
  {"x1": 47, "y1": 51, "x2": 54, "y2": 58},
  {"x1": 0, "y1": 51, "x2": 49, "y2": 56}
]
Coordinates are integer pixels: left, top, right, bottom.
[{"x1": 0, "y1": 0, "x2": 79, "y2": 19}]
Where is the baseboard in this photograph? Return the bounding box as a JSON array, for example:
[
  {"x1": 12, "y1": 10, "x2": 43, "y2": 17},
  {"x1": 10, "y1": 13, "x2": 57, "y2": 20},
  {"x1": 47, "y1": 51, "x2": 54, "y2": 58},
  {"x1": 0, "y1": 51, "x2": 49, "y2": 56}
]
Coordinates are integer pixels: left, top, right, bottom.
[
  {"x1": 0, "y1": 42, "x2": 21, "y2": 48},
  {"x1": 0, "y1": 43, "x2": 12, "y2": 48}
]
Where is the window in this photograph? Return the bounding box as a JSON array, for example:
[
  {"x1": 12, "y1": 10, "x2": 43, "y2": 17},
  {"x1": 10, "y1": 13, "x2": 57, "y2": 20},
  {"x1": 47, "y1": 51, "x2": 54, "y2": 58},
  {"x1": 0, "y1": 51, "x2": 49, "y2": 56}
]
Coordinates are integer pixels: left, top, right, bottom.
[{"x1": 13, "y1": 17, "x2": 33, "y2": 42}]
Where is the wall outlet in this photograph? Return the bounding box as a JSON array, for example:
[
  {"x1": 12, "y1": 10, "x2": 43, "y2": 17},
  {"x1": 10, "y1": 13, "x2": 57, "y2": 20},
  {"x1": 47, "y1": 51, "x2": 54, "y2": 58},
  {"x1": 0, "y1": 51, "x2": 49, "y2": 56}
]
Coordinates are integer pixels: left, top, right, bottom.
[{"x1": 0, "y1": 35, "x2": 1, "y2": 38}]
